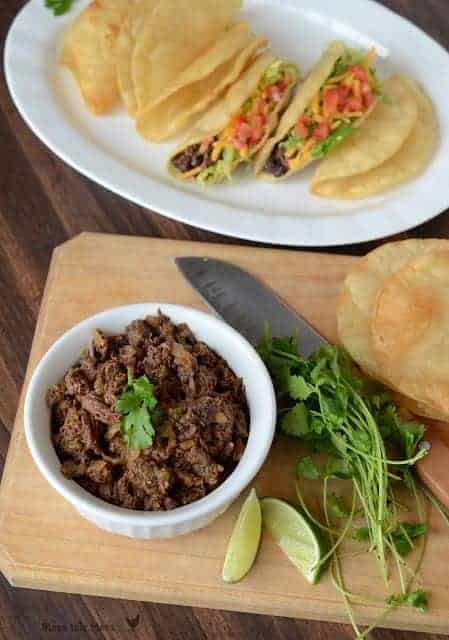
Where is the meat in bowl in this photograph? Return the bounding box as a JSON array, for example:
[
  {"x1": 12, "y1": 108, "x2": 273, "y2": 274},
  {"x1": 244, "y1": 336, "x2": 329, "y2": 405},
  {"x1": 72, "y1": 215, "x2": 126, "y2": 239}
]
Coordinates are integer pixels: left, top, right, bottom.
[{"x1": 47, "y1": 313, "x2": 249, "y2": 511}]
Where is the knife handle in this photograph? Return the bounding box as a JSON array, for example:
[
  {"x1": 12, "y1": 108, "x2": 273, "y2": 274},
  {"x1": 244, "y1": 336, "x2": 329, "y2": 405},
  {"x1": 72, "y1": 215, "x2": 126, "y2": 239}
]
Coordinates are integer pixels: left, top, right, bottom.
[{"x1": 416, "y1": 420, "x2": 449, "y2": 513}]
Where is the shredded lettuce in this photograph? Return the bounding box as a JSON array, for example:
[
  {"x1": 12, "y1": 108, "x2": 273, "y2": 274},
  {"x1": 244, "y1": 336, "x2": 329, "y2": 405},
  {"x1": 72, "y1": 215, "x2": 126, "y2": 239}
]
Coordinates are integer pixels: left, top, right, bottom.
[
  {"x1": 279, "y1": 132, "x2": 302, "y2": 151},
  {"x1": 241, "y1": 61, "x2": 299, "y2": 114},
  {"x1": 241, "y1": 97, "x2": 254, "y2": 114},
  {"x1": 369, "y1": 67, "x2": 385, "y2": 99},
  {"x1": 197, "y1": 147, "x2": 239, "y2": 185},
  {"x1": 261, "y1": 60, "x2": 300, "y2": 87},
  {"x1": 312, "y1": 122, "x2": 354, "y2": 159},
  {"x1": 331, "y1": 49, "x2": 367, "y2": 78}
]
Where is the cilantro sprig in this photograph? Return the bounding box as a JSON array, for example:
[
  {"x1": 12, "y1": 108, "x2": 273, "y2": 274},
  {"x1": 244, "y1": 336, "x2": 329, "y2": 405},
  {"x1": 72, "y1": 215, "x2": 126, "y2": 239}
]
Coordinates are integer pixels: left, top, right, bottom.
[
  {"x1": 45, "y1": 0, "x2": 75, "y2": 16},
  {"x1": 116, "y1": 373, "x2": 164, "y2": 450},
  {"x1": 387, "y1": 589, "x2": 428, "y2": 613},
  {"x1": 258, "y1": 329, "x2": 430, "y2": 635}
]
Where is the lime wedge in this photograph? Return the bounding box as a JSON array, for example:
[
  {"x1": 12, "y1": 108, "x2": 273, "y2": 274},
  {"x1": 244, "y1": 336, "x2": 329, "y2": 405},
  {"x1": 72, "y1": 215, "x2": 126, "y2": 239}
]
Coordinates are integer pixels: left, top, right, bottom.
[
  {"x1": 222, "y1": 488, "x2": 262, "y2": 583},
  {"x1": 261, "y1": 497, "x2": 325, "y2": 584}
]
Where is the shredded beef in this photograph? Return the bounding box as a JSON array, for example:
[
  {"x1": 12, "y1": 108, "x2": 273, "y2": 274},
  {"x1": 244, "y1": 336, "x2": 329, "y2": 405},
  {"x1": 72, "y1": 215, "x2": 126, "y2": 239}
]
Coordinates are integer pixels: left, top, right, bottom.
[
  {"x1": 171, "y1": 142, "x2": 215, "y2": 174},
  {"x1": 49, "y1": 312, "x2": 249, "y2": 511},
  {"x1": 264, "y1": 144, "x2": 289, "y2": 177}
]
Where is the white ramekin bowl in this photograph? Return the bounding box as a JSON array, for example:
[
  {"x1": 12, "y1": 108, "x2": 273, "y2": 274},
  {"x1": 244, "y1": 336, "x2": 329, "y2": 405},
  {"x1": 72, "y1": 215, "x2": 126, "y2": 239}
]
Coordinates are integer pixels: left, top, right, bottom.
[{"x1": 24, "y1": 304, "x2": 276, "y2": 539}]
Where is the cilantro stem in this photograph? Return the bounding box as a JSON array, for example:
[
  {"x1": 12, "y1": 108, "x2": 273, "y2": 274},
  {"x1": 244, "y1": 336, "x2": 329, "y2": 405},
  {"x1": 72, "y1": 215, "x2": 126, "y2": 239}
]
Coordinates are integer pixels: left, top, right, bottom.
[{"x1": 315, "y1": 485, "x2": 356, "y2": 569}]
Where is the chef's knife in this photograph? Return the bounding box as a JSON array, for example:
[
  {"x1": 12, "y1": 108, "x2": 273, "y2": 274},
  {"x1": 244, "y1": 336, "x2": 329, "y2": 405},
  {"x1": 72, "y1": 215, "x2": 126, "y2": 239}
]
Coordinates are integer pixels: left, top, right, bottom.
[
  {"x1": 175, "y1": 256, "x2": 449, "y2": 512},
  {"x1": 175, "y1": 257, "x2": 325, "y2": 355}
]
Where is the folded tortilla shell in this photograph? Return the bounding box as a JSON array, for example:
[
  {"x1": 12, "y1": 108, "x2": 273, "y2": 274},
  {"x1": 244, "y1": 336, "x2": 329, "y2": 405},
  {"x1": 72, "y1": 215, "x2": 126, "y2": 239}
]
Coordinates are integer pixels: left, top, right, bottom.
[
  {"x1": 132, "y1": 0, "x2": 242, "y2": 111},
  {"x1": 168, "y1": 52, "x2": 299, "y2": 179},
  {"x1": 137, "y1": 27, "x2": 266, "y2": 141},
  {"x1": 338, "y1": 238, "x2": 449, "y2": 379},
  {"x1": 371, "y1": 250, "x2": 449, "y2": 417},
  {"x1": 116, "y1": 1, "x2": 158, "y2": 117},
  {"x1": 255, "y1": 41, "x2": 346, "y2": 179},
  {"x1": 311, "y1": 76, "x2": 434, "y2": 199},
  {"x1": 60, "y1": 0, "x2": 131, "y2": 115}
]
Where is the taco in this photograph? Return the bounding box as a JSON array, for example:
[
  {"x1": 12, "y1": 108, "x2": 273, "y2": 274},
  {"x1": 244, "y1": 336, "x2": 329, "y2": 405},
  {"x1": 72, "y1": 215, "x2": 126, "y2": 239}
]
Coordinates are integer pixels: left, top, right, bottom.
[
  {"x1": 168, "y1": 53, "x2": 300, "y2": 184},
  {"x1": 310, "y1": 76, "x2": 437, "y2": 199},
  {"x1": 255, "y1": 41, "x2": 383, "y2": 180}
]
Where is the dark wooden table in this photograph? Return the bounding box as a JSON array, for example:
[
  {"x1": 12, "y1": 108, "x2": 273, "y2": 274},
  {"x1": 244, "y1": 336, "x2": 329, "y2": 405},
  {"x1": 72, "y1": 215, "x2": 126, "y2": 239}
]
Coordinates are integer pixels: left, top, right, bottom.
[{"x1": 1, "y1": 1, "x2": 448, "y2": 638}]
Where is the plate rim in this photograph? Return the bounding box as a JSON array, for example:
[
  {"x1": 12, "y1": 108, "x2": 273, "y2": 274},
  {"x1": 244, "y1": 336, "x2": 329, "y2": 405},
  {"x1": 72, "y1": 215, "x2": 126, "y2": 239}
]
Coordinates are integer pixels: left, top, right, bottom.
[{"x1": 4, "y1": 0, "x2": 449, "y2": 247}]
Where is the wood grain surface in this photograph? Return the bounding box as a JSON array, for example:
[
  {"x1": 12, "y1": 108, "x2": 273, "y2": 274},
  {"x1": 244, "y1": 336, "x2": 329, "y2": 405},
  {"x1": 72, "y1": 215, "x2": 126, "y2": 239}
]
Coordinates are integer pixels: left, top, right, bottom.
[{"x1": 0, "y1": 1, "x2": 448, "y2": 639}]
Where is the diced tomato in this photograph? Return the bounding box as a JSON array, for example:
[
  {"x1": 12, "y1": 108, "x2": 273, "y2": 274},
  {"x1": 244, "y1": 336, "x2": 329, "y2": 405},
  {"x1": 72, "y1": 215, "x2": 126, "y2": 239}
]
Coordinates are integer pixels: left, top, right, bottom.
[
  {"x1": 248, "y1": 113, "x2": 266, "y2": 128},
  {"x1": 265, "y1": 86, "x2": 281, "y2": 102},
  {"x1": 232, "y1": 114, "x2": 246, "y2": 129},
  {"x1": 265, "y1": 80, "x2": 287, "y2": 103},
  {"x1": 248, "y1": 114, "x2": 266, "y2": 144},
  {"x1": 295, "y1": 115, "x2": 311, "y2": 139},
  {"x1": 346, "y1": 96, "x2": 363, "y2": 112},
  {"x1": 233, "y1": 120, "x2": 252, "y2": 142},
  {"x1": 276, "y1": 79, "x2": 287, "y2": 93},
  {"x1": 350, "y1": 65, "x2": 369, "y2": 82},
  {"x1": 232, "y1": 113, "x2": 266, "y2": 149},
  {"x1": 313, "y1": 122, "x2": 330, "y2": 140},
  {"x1": 295, "y1": 121, "x2": 309, "y2": 138},
  {"x1": 233, "y1": 138, "x2": 248, "y2": 151},
  {"x1": 337, "y1": 85, "x2": 351, "y2": 103},
  {"x1": 361, "y1": 82, "x2": 375, "y2": 108},
  {"x1": 324, "y1": 88, "x2": 340, "y2": 116},
  {"x1": 360, "y1": 81, "x2": 371, "y2": 96}
]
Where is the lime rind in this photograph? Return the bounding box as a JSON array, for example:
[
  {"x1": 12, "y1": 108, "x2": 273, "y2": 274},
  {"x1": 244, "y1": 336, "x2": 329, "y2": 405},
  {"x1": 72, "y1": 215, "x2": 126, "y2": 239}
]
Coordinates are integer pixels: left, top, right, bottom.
[
  {"x1": 261, "y1": 497, "x2": 327, "y2": 585},
  {"x1": 222, "y1": 488, "x2": 262, "y2": 584}
]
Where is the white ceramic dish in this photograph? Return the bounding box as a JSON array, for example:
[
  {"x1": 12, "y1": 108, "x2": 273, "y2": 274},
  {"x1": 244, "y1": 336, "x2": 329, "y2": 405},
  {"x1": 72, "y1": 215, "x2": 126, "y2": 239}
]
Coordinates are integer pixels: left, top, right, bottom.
[
  {"x1": 24, "y1": 304, "x2": 276, "y2": 539},
  {"x1": 5, "y1": 0, "x2": 449, "y2": 246}
]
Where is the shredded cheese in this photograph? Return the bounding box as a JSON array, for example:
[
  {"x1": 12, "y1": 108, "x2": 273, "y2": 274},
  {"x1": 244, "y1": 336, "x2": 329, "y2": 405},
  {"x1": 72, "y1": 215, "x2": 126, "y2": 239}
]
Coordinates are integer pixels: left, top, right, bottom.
[
  {"x1": 178, "y1": 166, "x2": 203, "y2": 180},
  {"x1": 341, "y1": 110, "x2": 364, "y2": 118},
  {"x1": 364, "y1": 47, "x2": 376, "y2": 68},
  {"x1": 310, "y1": 92, "x2": 322, "y2": 117},
  {"x1": 288, "y1": 138, "x2": 316, "y2": 168},
  {"x1": 326, "y1": 73, "x2": 347, "y2": 85}
]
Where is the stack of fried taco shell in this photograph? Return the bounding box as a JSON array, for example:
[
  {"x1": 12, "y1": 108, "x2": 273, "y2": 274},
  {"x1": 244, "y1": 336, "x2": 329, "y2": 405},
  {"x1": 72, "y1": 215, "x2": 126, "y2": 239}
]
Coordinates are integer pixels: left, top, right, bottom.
[
  {"x1": 137, "y1": 25, "x2": 267, "y2": 141},
  {"x1": 61, "y1": 0, "x2": 132, "y2": 115},
  {"x1": 61, "y1": 0, "x2": 245, "y2": 122},
  {"x1": 338, "y1": 239, "x2": 449, "y2": 421}
]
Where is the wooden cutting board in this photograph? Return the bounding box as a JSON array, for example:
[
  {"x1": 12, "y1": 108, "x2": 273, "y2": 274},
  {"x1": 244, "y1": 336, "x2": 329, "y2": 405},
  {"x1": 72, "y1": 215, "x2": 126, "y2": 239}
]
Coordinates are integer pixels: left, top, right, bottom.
[{"x1": 1, "y1": 232, "x2": 449, "y2": 635}]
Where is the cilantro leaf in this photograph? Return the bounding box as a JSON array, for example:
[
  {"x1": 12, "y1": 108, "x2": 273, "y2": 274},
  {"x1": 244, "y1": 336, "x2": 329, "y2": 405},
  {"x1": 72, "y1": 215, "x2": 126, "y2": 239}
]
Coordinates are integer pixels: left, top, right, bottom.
[
  {"x1": 296, "y1": 456, "x2": 322, "y2": 480},
  {"x1": 396, "y1": 419, "x2": 426, "y2": 460},
  {"x1": 325, "y1": 456, "x2": 353, "y2": 479},
  {"x1": 116, "y1": 390, "x2": 141, "y2": 414},
  {"x1": 45, "y1": 0, "x2": 75, "y2": 16},
  {"x1": 329, "y1": 493, "x2": 350, "y2": 519},
  {"x1": 281, "y1": 403, "x2": 309, "y2": 437},
  {"x1": 116, "y1": 374, "x2": 163, "y2": 450},
  {"x1": 387, "y1": 589, "x2": 428, "y2": 613},
  {"x1": 353, "y1": 527, "x2": 370, "y2": 542},
  {"x1": 391, "y1": 522, "x2": 427, "y2": 556},
  {"x1": 288, "y1": 375, "x2": 314, "y2": 401}
]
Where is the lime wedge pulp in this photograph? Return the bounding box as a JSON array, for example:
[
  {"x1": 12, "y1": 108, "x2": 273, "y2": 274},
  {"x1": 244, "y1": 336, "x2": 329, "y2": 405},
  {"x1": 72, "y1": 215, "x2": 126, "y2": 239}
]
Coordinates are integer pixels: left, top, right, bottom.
[
  {"x1": 261, "y1": 497, "x2": 325, "y2": 584},
  {"x1": 222, "y1": 488, "x2": 262, "y2": 583}
]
